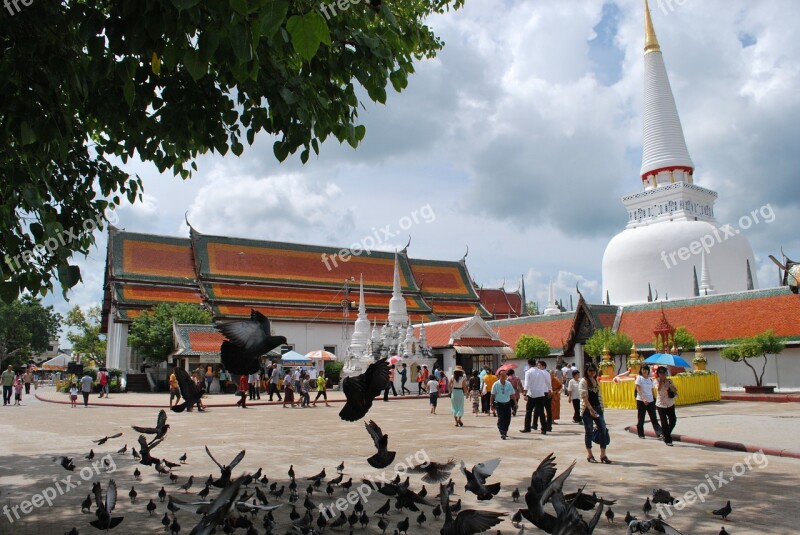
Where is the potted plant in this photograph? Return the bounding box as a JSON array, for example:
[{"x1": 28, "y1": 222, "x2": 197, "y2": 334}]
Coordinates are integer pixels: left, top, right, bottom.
[{"x1": 720, "y1": 330, "x2": 785, "y2": 393}]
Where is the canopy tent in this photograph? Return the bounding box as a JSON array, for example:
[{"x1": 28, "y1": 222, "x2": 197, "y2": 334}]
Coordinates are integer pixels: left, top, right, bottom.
[
  {"x1": 281, "y1": 350, "x2": 312, "y2": 366},
  {"x1": 41, "y1": 353, "x2": 72, "y2": 371}
]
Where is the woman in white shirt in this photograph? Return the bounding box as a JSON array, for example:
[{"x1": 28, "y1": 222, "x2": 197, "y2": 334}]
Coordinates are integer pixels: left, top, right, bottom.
[
  {"x1": 654, "y1": 366, "x2": 678, "y2": 446},
  {"x1": 635, "y1": 365, "x2": 663, "y2": 439}
]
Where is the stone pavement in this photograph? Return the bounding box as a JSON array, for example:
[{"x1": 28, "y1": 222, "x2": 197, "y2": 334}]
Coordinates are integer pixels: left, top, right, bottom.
[{"x1": 0, "y1": 386, "x2": 797, "y2": 534}]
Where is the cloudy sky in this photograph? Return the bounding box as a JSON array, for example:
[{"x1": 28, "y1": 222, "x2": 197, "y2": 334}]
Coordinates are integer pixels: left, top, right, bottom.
[{"x1": 49, "y1": 0, "x2": 800, "y2": 344}]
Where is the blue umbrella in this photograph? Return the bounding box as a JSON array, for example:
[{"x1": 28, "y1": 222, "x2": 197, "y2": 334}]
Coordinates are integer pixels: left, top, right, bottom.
[
  {"x1": 643, "y1": 353, "x2": 691, "y2": 367},
  {"x1": 281, "y1": 350, "x2": 312, "y2": 366}
]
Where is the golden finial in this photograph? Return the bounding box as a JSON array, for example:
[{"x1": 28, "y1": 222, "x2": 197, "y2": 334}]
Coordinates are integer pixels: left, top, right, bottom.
[{"x1": 644, "y1": 0, "x2": 661, "y2": 53}]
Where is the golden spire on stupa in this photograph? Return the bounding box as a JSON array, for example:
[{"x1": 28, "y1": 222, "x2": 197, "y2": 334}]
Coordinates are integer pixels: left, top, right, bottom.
[{"x1": 644, "y1": 0, "x2": 661, "y2": 53}]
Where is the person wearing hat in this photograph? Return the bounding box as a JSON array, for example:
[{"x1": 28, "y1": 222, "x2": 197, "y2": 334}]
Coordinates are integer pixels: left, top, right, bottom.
[{"x1": 450, "y1": 366, "x2": 467, "y2": 427}]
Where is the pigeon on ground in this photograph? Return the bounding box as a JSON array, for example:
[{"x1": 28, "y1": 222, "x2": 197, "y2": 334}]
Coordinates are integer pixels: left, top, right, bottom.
[
  {"x1": 81, "y1": 494, "x2": 92, "y2": 513},
  {"x1": 403, "y1": 458, "x2": 455, "y2": 484},
  {"x1": 158, "y1": 487, "x2": 167, "y2": 502},
  {"x1": 85, "y1": 450, "x2": 95, "y2": 460},
  {"x1": 93, "y1": 433, "x2": 123, "y2": 445},
  {"x1": 643, "y1": 497, "x2": 652, "y2": 516},
  {"x1": 131, "y1": 448, "x2": 140, "y2": 460},
  {"x1": 180, "y1": 476, "x2": 194, "y2": 493},
  {"x1": 339, "y1": 358, "x2": 390, "y2": 422},
  {"x1": 133, "y1": 467, "x2": 142, "y2": 481},
  {"x1": 606, "y1": 508, "x2": 614, "y2": 523},
  {"x1": 365, "y1": 421, "x2": 396, "y2": 469},
  {"x1": 719, "y1": 528, "x2": 729, "y2": 535},
  {"x1": 652, "y1": 488, "x2": 677, "y2": 505},
  {"x1": 712, "y1": 501, "x2": 732, "y2": 521},
  {"x1": 179, "y1": 453, "x2": 187, "y2": 464},
  {"x1": 626, "y1": 519, "x2": 684, "y2": 534},
  {"x1": 128, "y1": 486, "x2": 137, "y2": 503},
  {"x1": 146, "y1": 499, "x2": 156, "y2": 515},
  {"x1": 216, "y1": 310, "x2": 287, "y2": 375},
  {"x1": 117, "y1": 444, "x2": 127, "y2": 454},
  {"x1": 306, "y1": 468, "x2": 326, "y2": 482}
]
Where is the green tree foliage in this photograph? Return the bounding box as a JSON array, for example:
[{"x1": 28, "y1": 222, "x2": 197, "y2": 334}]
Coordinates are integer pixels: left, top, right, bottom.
[
  {"x1": 0, "y1": 0, "x2": 464, "y2": 301},
  {"x1": 721, "y1": 330, "x2": 786, "y2": 386},
  {"x1": 128, "y1": 303, "x2": 212, "y2": 363},
  {"x1": 526, "y1": 301, "x2": 540, "y2": 315},
  {"x1": 0, "y1": 296, "x2": 62, "y2": 368},
  {"x1": 515, "y1": 335, "x2": 551, "y2": 360},
  {"x1": 64, "y1": 305, "x2": 107, "y2": 364},
  {"x1": 584, "y1": 327, "x2": 633, "y2": 372}
]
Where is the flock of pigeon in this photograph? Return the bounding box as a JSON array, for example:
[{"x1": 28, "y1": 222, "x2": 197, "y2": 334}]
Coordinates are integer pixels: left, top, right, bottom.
[{"x1": 48, "y1": 310, "x2": 736, "y2": 534}]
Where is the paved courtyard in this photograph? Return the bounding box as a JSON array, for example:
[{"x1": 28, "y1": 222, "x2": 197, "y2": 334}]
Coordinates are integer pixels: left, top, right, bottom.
[{"x1": 0, "y1": 387, "x2": 798, "y2": 534}]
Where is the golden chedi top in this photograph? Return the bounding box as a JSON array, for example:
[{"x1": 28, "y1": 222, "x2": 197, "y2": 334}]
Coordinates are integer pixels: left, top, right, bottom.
[{"x1": 644, "y1": 0, "x2": 661, "y2": 53}]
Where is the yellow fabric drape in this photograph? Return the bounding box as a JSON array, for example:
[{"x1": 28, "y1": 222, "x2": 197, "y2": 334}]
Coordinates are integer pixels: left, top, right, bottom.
[{"x1": 600, "y1": 373, "x2": 721, "y2": 409}]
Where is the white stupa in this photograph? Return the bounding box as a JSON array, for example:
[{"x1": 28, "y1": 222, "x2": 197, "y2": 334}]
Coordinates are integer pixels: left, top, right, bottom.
[
  {"x1": 602, "y1": 1, "x2": 757, "y2": 305},
  {"x1": 346, "y1": 274, "x2": 371, "y2": 363}
]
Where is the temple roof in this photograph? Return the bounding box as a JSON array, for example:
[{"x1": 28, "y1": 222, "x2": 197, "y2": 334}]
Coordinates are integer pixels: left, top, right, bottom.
[
  {"x1": 172, "y1": 324, "x2": 224, "y2": 357},
  {"x1": 103, "y1": 228, "x2": 489, "y2": 330},
  {"x1": 478, "y1": 288, "x2": 524, "y2": 319}
]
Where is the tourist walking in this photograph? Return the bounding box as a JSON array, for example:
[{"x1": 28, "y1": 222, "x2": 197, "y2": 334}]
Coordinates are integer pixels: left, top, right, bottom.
[
  {"x1": 313, "y1": 371, "x2": 331, "y2": 407},
  {"x1": 539, "y1": 361, "x2": 553, "y2": 431},
  {"x1": 69, "y1": 383, "x2": 78, "y2": 408},
  {"x1": 450, "y1": 366, "x2": 467, "y2": 427},
  {"x1": 490, "y1": 369, "x2": 515, "y2": 439},
  {"x1": 169, "y1": 367, "x2": 181, "y2": 407},
  {"x1": 507, "y1": 369, "x2": 523, "y2": 417},
  {"x1": 248, "y1": 371, "x2": 260, "y2": 400},
  {"x1": 417, "y1": 365, "x2": 429, "y2": 394},
  {"x1": 13, "y1": 374, "x2": 23, "y2": 405},
  {"x1": 283, "y1": 371, "x2": 296, "y2": 408},
  {"x1": 427, "y1": 374, "x2": 439, "y2": 414},
  {"x1": 654, "y1": 366, "x2": 678, "y2": 446},
  {"x1": 520, "y1": 359, "x2": 550, "y2": 434},
  {"x1": 549, "y1": 369, "x2": 562, "y2": 427},
  {"x1": 399, "y1": 363, "x2": 412, "y2": 395},
  {"x1": 22, "y1": 369, "x2": 33, "y2": 395},
  {"x1": 205, "y1": 366, "x2": 214, "y2": 394},
  {"x1": 566, "y1": 370, "x2": 581, "y2": 423},
  {"x1": 236, "y1": 374, "x2": 248, "y2": 408},
  {"x1": 468, "y1": 370, "x2": 481, "y2": 416},
  {"x1": 268, "y1": 364, "x2": 282, "y2": 401},
  {"x1": 97, "y1": 367, "x2": 110, "y2": 398},
  {"x1": 481, "y1": 369, "x2": 498, "y2": 416},
  {"x1": 1, "y1": 365, "x2": 14, "y2": 406},
  {"x1": 384, "y1": 364, "x2": 398, "y2": 401},
  {"x1": 580, "y1": 363, "x2": 611, "y2": 463},
  {"x1": 79, "y1": 371, "x2": 93, "y2": 408},
  {"x1": 635, "y1": 365, "x2": 663, "y2": 439}
]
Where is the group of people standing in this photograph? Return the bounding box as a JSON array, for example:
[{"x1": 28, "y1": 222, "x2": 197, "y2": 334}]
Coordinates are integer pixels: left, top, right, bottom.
[{"x1": 423, "y1": 358, "x2": 679, "y2": 460}]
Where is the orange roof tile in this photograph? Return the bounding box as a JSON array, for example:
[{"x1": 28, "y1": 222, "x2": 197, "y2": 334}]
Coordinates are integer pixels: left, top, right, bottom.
[
  {"x1": 489, "y1": 315, "x2": 576, "y2": 352},
  {"x1": 188, "y1": 331, "x2": 224, "y2": 353},
  {"x1": 416, "y1": 318, "x2": 471, "y2": 347},
  {"x1": 113, "y1": 234, "x2": 196, "y2": 282},
  {"x1": 408, "y1": 259, "x2": 478, "y2": 299},
  {"x1": 618, "y1": 288, "x2": 800, "y2": 346},
  {"x1": 478, "y1": 288, "x2": 520, "y2": 317},
  {"x1": 116, "y1": 284, "x2": 203, "y2": 305}
]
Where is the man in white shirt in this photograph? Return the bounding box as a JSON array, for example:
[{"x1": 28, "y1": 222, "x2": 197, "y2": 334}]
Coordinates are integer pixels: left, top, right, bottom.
[
  {"x1": 520, "y1": 359, "x2": 551, "y2": 434},
  {"x1": 248, "y1": 371, "x2": 260, "y2": 400},
  {"x1": 268, "y1": 364, "x2": 282, "y2": 401}
]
